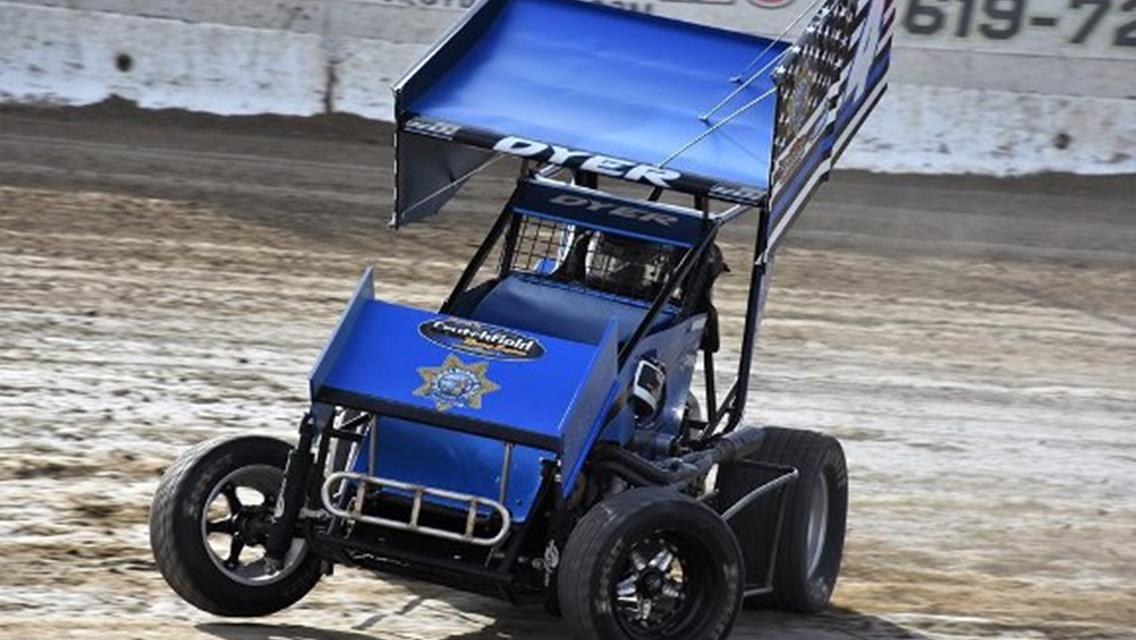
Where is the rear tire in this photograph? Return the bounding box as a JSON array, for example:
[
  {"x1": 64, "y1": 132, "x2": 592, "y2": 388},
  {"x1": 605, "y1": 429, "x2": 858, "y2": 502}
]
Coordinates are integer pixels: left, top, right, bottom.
[
  {"x1": 149, "y1": 435, "x2": 322, "y2": 616},
  {"x1": 559, "y1": 487, "x2": 743, "y2": 640},
  {"x1": 716, "y1": 427, "x2": 848, "y2": 613}
]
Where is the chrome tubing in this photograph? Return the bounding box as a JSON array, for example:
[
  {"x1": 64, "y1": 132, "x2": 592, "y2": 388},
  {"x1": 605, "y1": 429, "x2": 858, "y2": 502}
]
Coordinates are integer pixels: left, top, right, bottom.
[{"x1": 320, "y1": 471, "x2": 512, "y2": 547}]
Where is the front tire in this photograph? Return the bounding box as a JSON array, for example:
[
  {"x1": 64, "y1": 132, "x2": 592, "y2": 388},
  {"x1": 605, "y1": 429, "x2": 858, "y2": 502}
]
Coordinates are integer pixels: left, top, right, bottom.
[
  {"x1": 149, "y1": 435, "x2": 322, "y2": 616},
  {"x1": 716, "y1": 427, "x2": 848, "y2": 613},
  {"x1": 558, "y1": 487, "x2": 743, "y2": 640}
]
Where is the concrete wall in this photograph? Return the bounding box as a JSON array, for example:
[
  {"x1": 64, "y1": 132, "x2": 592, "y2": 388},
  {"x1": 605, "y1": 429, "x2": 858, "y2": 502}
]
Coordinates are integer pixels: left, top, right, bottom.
[{"x1": 1, "y1": 0, "x2": 1133, "y2": 175}]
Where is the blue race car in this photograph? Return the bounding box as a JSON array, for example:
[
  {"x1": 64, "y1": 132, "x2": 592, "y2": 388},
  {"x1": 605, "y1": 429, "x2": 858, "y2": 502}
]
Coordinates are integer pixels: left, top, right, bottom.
[{"x1": 149, "y1": 0, "x2": 892, "y2": 637}]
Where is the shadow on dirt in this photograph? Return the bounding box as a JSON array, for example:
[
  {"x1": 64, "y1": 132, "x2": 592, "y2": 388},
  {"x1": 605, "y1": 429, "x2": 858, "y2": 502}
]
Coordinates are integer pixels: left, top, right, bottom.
[
  {"x1": 198, "y1": 624, "x2": 377, "y2": 640},
  {"x1": 198, "y1": 606, "x2": 929, "y2": 640}
]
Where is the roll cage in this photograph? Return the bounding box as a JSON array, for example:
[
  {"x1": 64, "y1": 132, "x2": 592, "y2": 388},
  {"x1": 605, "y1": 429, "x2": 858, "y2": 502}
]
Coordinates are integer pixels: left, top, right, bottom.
[{"x1": 440, "y1": 169, "x2": 760, "y2": 439}]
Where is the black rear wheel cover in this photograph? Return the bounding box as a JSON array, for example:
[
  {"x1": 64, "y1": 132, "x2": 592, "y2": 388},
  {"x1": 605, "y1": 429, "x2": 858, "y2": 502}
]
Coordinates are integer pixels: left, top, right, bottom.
[{"x1": 716, "y1": 427, "x2": 848, "y2": 613}]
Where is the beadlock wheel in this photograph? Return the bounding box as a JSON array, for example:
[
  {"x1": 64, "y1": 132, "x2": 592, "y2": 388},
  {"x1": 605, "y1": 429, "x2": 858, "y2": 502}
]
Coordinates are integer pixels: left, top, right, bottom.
[
  {"x1": 199, "y1": 464, "x2": 307, "y2": 586},
  {"x1": 558, "y1": 487, "x2": 743, "y2": 640},
  {"x1": 150, "y1": 435, "x2": 322, "y2": 616}
]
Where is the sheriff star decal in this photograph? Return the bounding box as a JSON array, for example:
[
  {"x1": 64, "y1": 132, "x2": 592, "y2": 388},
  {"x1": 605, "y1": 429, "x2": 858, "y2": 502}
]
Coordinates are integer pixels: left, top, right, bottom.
[{"x1": 413, "y1": 354, "x2": 500, "y2": 412}]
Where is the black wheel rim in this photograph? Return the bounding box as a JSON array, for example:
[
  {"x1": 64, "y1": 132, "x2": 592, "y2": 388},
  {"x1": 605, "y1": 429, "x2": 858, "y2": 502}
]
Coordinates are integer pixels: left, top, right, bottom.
[
  {"x1": 806, "y1": 470, "x2": 830, "y2": 578},
  {"x1": 611, "y1": 530, "x2": 713, "y2": 639},
  {"x1": 200, "y1": 464, "x2": 307, "y2": 586}
]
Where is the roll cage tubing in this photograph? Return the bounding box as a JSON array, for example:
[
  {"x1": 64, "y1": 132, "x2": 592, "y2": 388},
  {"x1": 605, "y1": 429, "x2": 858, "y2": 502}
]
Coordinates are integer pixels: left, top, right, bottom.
[{"x1": 440, "y1": 164, "x2": 774, "y2": 441}]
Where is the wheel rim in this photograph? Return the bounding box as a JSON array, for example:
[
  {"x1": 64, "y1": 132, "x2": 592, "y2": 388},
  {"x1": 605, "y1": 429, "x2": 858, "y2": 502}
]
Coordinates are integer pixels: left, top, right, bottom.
[
  {"x1": 805, "y1": 471, "x2": 829, "y2": 577},
  {"x1": 199, "y1": 464, "x2": 307, "y2": 586},
  {"x1": 612, "y1": 532, "x2": 707, "y2": 638}
]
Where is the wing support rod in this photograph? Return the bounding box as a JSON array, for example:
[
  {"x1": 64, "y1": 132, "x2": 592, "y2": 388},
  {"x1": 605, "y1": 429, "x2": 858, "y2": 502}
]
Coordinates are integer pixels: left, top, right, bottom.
[
  {"x1": 661, "y1": 85, "x2": 778, "y2": 167},
  {"x1": 699, "y1": 0, "x2": 825, "y2": 122}
]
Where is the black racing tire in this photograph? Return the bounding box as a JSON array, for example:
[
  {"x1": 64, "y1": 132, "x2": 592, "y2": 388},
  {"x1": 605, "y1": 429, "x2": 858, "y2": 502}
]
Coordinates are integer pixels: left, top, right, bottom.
[
  {"x1": 543, "y1": 584, "x2": 562, "y2": 618},
  {"x1": 716, "y1": 427, "x2": 848, "y2": 613},
  {"x1": 558, "y1": 487, "x2": 743, "y2": 640},
  {"x1": 149, "y1": 435, "x2": 323, "y2": 616}
]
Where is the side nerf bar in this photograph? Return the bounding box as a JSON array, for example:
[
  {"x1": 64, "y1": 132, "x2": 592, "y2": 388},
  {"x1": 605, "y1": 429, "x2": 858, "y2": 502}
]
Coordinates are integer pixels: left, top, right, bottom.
[{"x1": 320, "y1": 471, "x2": 512, "y2": 547}]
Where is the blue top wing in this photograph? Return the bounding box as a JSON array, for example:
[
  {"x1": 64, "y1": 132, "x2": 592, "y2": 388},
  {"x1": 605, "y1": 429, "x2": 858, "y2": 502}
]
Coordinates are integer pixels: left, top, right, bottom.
[
  {"x1": 393, "y1": 0, "x2": 786, "y2": 223},
  {"x1": 392, "y1": 0, "x2": 892, "y2": 255},
  {"x1": 401, "y1": 0, "x2": 784, "y2": 196}
]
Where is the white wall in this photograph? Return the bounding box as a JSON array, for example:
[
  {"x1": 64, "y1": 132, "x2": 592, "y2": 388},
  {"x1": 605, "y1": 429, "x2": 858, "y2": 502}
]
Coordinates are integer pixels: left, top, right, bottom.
[
  {"x1": 671, "y1": 0, "x2": 1136, "y2": 174},
  {"x1": 1, "y1": 0, "x2": 1133, "y2": 175}
]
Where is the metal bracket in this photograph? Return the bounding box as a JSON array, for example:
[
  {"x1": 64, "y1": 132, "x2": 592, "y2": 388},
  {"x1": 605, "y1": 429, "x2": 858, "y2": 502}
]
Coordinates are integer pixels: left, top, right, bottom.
[
  {"x1": 320, "y1": 471, "x2": 512, "y2": 547},
  {"x1": 721, "y1": 462, "x2": 798, "y2": 521},
  {"x1": 718, "y1": 461, "x2": 799, "y2": 598}
]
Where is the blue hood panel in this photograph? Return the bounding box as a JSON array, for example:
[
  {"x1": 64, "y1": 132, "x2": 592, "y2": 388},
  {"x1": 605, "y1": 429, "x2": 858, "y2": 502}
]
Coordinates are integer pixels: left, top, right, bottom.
[{"x1": 311, "y1": 268, "x2": 619, "y2": 498}]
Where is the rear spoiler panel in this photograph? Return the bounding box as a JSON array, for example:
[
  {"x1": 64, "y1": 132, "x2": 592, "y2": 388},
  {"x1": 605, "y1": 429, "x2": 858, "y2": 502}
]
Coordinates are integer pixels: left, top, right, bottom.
[{"x1": 391, "y1": 0, "x2": 890, "y2": 232}]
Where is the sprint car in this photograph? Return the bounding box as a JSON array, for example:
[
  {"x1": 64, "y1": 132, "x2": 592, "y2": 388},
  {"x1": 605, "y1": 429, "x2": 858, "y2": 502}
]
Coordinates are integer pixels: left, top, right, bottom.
[{"x1": 149, "y1": 0, "x2": 892, "y2": 637}]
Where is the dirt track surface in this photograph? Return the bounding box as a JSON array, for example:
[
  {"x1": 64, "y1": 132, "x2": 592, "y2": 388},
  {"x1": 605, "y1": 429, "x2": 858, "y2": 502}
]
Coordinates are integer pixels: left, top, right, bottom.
[{"x1": 1, "y1": 102, "x2": 1134, "y2": 640}]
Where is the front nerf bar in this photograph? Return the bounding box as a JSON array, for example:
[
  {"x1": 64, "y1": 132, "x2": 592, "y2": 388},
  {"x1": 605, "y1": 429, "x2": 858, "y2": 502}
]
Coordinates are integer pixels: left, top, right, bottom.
[{"x1": 320, "y1": 471, "x2": 512, "y2": 547}]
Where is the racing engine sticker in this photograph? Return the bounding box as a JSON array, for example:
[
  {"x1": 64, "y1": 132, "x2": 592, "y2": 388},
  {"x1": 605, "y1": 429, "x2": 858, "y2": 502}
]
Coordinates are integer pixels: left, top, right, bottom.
[
  {"x1": 418, "y1": 318, "x2": 545, "y2": 361},
  {"x1": 413, "y1": 354, "x2": 500, "y2": 412}
]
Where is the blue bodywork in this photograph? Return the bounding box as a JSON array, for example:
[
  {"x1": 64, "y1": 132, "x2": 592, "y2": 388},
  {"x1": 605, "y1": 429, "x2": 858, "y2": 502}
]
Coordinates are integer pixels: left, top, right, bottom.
[
  {"x1": 310, "y1": 274, "x2": 621, "y2": 515},
  {"x1": 313, "y1": 293, "x2": 616, "y2": 454},
  {"x1": 311, "y1": 0, "x2": 893, "y2": 535},
  {"x1": 309, "y1": 179, "x2": 716, "y2": 520}
]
